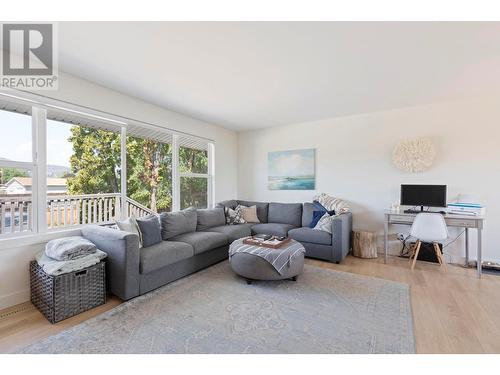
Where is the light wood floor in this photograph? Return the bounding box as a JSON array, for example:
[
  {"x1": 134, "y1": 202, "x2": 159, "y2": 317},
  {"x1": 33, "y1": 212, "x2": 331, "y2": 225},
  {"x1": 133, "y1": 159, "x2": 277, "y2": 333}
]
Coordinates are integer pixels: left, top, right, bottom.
[{"x1": 1, "y1": 255, "x2": 500, "y2": 354}]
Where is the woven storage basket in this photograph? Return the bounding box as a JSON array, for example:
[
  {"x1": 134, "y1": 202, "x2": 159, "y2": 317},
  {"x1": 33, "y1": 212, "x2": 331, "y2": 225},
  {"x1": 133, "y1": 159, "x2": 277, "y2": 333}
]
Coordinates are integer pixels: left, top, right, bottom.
[{"x1": 30, "y1": 260, "x2": 106, "y2": 324}]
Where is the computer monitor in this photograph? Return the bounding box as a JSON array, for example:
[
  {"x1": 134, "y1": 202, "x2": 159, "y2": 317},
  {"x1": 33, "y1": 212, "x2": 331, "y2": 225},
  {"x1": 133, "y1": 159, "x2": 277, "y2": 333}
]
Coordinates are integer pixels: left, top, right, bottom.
[{"x1": 400, "y1": 184, "x2": 447, "y2": 211}]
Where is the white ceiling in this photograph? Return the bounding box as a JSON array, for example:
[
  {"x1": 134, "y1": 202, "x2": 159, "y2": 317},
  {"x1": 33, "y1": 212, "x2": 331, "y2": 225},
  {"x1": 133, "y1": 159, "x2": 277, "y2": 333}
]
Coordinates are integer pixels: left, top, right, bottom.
[{"x1": 58, "y1": 22, "x2": 500, "y2": 131}]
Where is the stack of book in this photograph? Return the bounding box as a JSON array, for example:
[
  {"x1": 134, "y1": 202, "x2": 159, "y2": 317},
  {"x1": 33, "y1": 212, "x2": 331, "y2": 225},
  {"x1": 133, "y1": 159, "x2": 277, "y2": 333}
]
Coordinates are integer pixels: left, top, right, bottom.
[{"x1": 447, "y1": 202, "x2": 485, "y2": 216}]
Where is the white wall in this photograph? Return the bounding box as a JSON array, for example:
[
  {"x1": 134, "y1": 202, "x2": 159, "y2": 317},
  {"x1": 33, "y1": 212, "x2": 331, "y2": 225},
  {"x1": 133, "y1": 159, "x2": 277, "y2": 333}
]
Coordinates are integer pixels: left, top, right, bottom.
[
  {"x1": 0, "y1": 72, "x2": 238, "y2": 309},
  {"x1": 238, "y1": 95, "x2": 500, "y2": 263}
]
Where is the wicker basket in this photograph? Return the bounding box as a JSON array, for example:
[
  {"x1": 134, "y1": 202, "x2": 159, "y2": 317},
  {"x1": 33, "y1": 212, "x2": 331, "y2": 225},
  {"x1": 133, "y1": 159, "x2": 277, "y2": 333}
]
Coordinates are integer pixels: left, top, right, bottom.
[{"x1": 30, "y1": 260, "x2": 106, "y2": 324}]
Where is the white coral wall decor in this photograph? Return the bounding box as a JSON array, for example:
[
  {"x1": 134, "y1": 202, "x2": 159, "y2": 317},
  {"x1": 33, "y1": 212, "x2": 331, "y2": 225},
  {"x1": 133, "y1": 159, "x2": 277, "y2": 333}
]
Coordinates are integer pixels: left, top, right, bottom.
[{"x1": 392, "y1": 138, "x2": 436, "y2": 173}]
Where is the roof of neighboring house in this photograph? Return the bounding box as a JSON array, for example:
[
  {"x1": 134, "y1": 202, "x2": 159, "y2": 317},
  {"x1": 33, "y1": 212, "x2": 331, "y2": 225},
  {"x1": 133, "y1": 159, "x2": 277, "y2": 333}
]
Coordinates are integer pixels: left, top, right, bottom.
[{"x1": 6, "y1": 177, "x2": 67, "y2": 187}]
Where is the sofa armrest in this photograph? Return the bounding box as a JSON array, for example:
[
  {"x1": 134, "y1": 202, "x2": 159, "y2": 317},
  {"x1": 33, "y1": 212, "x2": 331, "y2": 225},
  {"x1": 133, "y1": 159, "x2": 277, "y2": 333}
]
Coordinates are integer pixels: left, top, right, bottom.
[
  {"x1": 331, "y1": 212, "x2": 352, "y2": 262},
  {"x1": 81, "y1": 225, "x2": 140, "y2": 300}
]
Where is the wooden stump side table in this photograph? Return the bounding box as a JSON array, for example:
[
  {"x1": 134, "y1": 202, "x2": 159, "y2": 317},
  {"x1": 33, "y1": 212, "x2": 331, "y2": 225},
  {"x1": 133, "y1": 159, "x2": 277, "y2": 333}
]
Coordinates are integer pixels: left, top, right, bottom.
[{"x1": 352, "y1": 230, "x2": 378, "y2": 259}]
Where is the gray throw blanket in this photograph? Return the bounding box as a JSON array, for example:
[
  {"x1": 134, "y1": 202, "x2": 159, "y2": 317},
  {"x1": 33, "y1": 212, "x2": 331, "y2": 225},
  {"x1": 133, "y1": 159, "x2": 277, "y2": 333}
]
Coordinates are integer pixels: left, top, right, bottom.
[
  {"x1": 45, "y1": 236, "x2": 97, "y2": 261},
  {"x1": 36, "y1": 249, "x2": 107, "y2": 276},
  {"x1": 229, "y1": 237, "x2": 305, "y2": 275}
]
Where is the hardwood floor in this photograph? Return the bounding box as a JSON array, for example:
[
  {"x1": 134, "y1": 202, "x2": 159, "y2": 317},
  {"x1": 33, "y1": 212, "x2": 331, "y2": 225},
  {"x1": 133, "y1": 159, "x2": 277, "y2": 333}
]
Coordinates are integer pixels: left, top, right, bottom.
[{"x1": 1, "y1": 255, "x2": 500, "y2": 354}]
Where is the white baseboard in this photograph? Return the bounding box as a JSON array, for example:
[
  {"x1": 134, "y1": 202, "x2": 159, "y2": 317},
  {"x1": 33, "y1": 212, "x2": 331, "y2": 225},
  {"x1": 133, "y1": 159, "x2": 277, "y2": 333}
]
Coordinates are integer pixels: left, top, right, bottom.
[{"x1": 0, "y1": 289, "x2": 30, "y2": 310}]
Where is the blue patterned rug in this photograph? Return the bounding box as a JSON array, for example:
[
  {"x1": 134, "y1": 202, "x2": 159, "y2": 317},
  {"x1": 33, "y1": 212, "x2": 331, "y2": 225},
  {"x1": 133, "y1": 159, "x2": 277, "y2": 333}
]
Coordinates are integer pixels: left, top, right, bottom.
[{"x1": 19, "y1": 261, "x2": 415, "y2": 353}]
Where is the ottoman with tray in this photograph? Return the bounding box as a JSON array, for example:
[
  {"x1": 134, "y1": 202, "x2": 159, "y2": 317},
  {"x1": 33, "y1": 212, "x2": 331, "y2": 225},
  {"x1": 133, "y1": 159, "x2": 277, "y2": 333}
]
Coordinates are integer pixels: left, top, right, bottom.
[{"x1": 229, "y1": 236, "x2": 305, "y2": 283}]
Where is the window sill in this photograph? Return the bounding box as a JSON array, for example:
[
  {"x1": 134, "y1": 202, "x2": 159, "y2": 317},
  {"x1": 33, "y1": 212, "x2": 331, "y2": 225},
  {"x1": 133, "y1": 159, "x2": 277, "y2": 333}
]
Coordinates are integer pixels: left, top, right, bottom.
[{"x1": 0, "y1": 227, "x2": 83, "y2": 251}]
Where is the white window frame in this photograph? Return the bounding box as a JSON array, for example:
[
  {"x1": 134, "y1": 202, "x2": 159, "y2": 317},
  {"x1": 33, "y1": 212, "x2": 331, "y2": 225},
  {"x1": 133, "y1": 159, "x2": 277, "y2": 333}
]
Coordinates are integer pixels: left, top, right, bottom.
[
  {"x1": 0, "y1": 92, "x2": 215, "y2": 243},
  {"x1": 0, "y1": 108, "x2": 38, "y2": 238}
]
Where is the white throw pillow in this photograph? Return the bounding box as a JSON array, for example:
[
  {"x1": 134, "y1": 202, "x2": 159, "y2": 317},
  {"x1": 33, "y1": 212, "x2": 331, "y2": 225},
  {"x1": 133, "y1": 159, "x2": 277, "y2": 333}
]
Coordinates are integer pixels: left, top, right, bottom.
[
  {"x1": 313, "y1": 193, "x2": 350, "y2": 214},
  {"x1": 313, "y1": 212, "x2": 335, "y2": 234},
  {"x1": 116, "y1": 215, "x2": 143, "y2": 248}
]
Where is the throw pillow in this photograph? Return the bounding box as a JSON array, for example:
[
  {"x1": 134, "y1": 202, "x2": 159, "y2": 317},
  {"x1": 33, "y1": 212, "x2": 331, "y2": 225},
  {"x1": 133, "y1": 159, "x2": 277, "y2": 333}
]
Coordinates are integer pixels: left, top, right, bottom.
[
  {"x1": 116, "y1": 215, "x2": 143, "y2": 248},
  {"x1": 224, "y1": 206, "x2": 246, "y2": 225},
  {"x1": 313, "y1": 193, "x2": 350, "y2": 214},
  {"x1": 312, "y1": 201, "x2": 336, "y2": 216},
  {"x1": 136, "y1": 214, "x2": 162, "y2": 247},
  {"x1": 309, "y1": 210, "x2": 326, "y2": 228},
  {"x1": 313, "y1": 212, "x2": 336, "y2": 234},
  {"x1": 159, "y1": 207, "x2": 197, "y2": 240},
  {"x1": 240, "y1": 205, "x2": 260, "y2": 223}
]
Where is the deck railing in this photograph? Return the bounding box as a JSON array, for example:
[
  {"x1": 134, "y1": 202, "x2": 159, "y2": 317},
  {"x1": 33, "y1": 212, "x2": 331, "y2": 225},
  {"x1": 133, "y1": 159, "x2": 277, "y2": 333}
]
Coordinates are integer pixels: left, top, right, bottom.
[{"x1": 0, "y1": 193, "x2": 155, "y2": 235}]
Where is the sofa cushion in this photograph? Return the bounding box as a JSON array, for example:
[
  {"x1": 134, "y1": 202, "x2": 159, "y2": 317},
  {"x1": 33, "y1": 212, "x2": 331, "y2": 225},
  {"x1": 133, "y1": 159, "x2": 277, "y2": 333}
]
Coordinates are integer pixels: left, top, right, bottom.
[
  {"x1": 160, "y1": 207, "x2": 197, "y2": 240},
  {"x1": 237, "y1": 200, "x2": 269, "y2": 223},
  {"x1": 302, "y1": 202, "x2": 315, "y2": 227},
  {"x1": 136, "y1": 214, "x2": 162, "y2": 247},
  {"x1": 217, "y1": 199, "x2": 238, "y2": 210},
  {"x1": 140, "y1": 241, "x2": 194, "y2": 274},
  {"x1": 268, "y1": 202, "x2": 303, "y2": 227},
  {"x1": 196, "y1": 208, "x2": 226, "y2": 231},
  {"x1": 206, "y1": 224, "x2": 252, "y2": 242},
  {"x1": 170, "y1": 231, "x2": 228, "y2": 254},
  {"x1": 288, "y1": 227, "x2": 332, "y2": 245},
  {"x1": 251, "y1": 223, "x2": 295, "y2": 237}
]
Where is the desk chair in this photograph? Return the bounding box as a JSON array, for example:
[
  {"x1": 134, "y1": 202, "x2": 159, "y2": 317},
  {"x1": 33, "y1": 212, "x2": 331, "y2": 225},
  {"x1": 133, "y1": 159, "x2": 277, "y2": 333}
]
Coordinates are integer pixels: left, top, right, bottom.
[{"x1": 409, "y1": 213, "x2": 448, "y2": 271}]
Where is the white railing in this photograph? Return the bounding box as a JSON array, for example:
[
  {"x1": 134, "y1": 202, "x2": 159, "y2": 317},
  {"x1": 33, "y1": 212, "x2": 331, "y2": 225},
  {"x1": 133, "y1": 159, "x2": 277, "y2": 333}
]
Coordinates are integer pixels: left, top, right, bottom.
[
  {"x1": 126, "y1": 197, "x2": 155, "y2": 218},
  {"x1": 0, "y1": 196, "x2": 33, "y2": 235},
  {"x1": 0, "y1": 193, "x2": 155, "y2": 235},
  {"x1": 47, "y1": 193, "x2": 122, "y2": 229}
]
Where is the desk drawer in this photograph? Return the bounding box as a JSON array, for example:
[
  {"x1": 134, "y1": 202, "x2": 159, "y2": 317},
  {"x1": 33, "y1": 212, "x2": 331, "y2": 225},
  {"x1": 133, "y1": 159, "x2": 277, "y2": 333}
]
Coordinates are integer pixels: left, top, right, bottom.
[
  {"x1": 389, "y1": 215, "x2": 414, "y2": 224},
  {"x1": 446, "y1": 218, "x2": 476, "y2": 228}
]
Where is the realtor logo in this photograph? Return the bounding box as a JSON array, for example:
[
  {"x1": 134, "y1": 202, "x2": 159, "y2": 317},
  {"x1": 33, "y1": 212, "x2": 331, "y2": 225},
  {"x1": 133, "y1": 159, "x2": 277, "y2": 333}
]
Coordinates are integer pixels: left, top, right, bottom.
[{"x1": 1, "y1": 23, "x2": 58, "y2": 89}]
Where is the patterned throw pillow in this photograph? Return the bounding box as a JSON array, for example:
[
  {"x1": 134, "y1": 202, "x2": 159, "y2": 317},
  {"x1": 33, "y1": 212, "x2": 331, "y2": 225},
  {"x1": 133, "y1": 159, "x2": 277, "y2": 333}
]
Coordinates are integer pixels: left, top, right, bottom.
[
  {"x1": 224, "y1": 206, "x2": 246, "y2": 225},
  {"x1": 313, "y1": 212, "x2": 335, "y2": 234},
  {"x1": 313, "y1": 193, "x2": 350, "y2": 214}
]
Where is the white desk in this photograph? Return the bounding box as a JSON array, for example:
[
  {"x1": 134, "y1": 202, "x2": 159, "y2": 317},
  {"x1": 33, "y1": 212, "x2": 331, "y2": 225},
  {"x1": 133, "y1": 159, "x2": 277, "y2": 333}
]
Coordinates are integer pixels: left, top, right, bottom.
[{"x1": 383, "y1": 210, "x2": 485, "y2": 278}]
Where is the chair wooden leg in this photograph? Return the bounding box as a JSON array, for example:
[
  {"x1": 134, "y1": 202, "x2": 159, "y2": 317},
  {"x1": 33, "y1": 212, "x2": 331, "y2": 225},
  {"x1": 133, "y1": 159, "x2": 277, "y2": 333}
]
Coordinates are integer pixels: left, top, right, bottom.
[
  {"x1": 434, "y1": 242, "x2": 447, "y2": 272},
  {"x1": 411, "y1": 241, "x2": 422, "y2": 270},
  {"x1": 409, "y1": 240, "x2": 419, "y2": 263}
]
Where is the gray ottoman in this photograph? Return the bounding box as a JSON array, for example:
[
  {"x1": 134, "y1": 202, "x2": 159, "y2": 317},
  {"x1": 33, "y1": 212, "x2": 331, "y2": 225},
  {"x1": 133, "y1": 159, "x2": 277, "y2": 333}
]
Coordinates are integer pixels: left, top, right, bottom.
[{"x1": 229, "y1": 238, "x2": 305, "y2": 283}]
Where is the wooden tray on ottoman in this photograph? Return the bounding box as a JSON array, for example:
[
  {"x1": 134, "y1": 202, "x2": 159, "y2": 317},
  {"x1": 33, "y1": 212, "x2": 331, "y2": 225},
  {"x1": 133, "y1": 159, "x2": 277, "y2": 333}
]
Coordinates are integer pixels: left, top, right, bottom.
[{"x1": 243, "y1": 236, "x2": 292, "y2": 249}]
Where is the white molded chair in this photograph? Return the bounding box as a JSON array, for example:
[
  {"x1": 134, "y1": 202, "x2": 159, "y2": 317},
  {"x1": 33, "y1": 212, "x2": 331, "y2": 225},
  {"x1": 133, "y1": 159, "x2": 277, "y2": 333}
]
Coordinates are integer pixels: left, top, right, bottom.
[{"x1": 409, "y1": 213, "x2": 448, "y2": 271}]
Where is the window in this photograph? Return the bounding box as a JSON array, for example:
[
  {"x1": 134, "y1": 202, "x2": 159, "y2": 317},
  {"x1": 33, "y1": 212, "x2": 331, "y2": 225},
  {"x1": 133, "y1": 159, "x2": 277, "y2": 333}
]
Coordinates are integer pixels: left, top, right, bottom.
[
  {"x1": 0, "y1": 108, "x2": 35, "y2": 236},
  {"x1": 126, "y1": 135, "x2": 172, "y2": 213},
  {"x1": 46, "y1": 118, "x2": 122, "y2": 228},
  {"x1": 178, "y1": 137, "x2": 212, "y2": 209},
  {"x1": 0, "y1": 94, "x2": 215, "y2": 239},
  {"x1": 180, "y1": 176, "x2": 208, "y2": 209}
]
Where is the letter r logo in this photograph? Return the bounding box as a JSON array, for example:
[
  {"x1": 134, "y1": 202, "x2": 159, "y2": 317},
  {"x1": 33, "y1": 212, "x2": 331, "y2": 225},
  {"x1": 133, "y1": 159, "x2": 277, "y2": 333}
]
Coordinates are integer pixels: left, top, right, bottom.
[{"x1": 2, "y1": 24, "x2": 53, "y2": 76}]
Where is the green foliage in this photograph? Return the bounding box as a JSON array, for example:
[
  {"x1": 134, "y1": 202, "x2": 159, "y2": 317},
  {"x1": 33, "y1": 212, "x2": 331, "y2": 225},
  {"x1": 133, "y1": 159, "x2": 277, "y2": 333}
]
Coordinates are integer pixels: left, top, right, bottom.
[
  {"x1": 179, "y1": 146, "x2": 208, "y2": 174},
  {"x1": 67, "y1": 126, "x2": 174, "y2": 212},
  {"x1": 179, "y1": 146, "x2": 208, "y2": 209},
  {"x1": 67, "y1": 125, "x2": 209, "y2": 212},
  {"x1": 67, "y1": 127, "x2": 121, "y2": 195},
  {"x1": 126, "y1": 136, "x2": 172, "y2": 212},
  {"x1": 0, "y1": 168, "x2": 30, "y2": 185}
]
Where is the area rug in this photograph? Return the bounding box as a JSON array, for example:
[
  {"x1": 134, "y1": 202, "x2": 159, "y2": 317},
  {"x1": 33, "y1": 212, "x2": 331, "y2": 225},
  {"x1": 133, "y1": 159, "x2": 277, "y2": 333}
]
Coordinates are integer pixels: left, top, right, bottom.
[{"x1": 19, "y1": 261, "x2": 415, "y2": 354}]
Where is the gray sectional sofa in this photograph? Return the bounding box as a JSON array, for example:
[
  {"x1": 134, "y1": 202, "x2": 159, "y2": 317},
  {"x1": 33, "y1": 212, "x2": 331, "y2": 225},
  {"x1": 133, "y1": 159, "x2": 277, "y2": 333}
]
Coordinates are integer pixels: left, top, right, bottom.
[
  {"x1": 81, "y1": 200, "x2": 352, "y2": 301},
  {"x1": 217, "y1": 200, "x2": 352, "y2": 263}
]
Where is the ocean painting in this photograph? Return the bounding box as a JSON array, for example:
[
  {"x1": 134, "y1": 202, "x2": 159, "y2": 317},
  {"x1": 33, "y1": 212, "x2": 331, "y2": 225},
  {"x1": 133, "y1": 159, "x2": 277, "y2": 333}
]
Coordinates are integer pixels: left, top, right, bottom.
[{"x1": 268, "y1": 148, "x2": 315, "y2": 190}]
